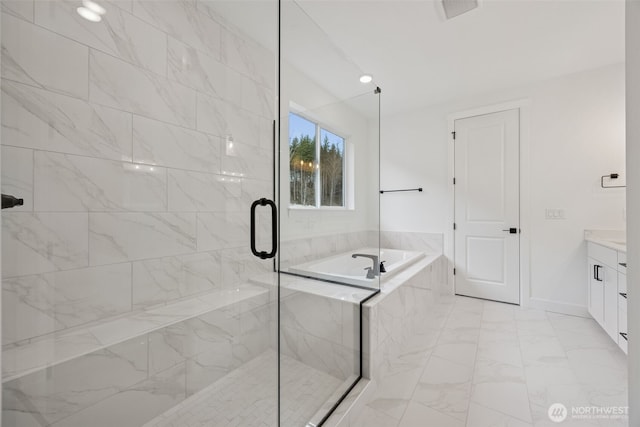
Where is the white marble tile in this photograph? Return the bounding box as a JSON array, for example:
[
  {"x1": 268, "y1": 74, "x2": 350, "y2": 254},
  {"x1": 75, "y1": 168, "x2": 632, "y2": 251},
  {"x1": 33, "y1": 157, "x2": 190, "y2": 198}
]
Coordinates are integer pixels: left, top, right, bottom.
[
  {"x1": 398, "y1": 401, "x2": 465, "y2": 427},
  {"x1": 221, "y1": 246, "x2": 272, "y2": 287},
  {"x1": 35, "y1": 0, "x2": 167, "y2": 76},
  {"x1": 432, "y1": 340, "x2": 478, "y2": 368},
  {"x1": 34, "y1": 151, "x2": 167, "y2": 212},
  {"x1": 132, "y1": 251, "x2": 222, "y2": 309},
  {"x1": 412, "y1": 356, "x2": 472, "y2": 421},
  {"x1": 90, "y1": 50, "x2": 196, "y2": 128},
  {"x1": 89, "y1": 212, "x2": 197, "y2": 265},
  {"x1": 523, "y1": 360, "x2": 579, "y2": 388},
  {"x1": 280, "y1": 325, "x2": 355, "y2": 380},
  {"x1": 351, "y1": 404, "x2": 400, "y2": 427},
  {"x1": 280, "y1": 291, "x2": 344, "y2": 344},
  {"x1": 2, "y1": 212, "x2": 89, "y2": 277},
  {"x1": 185, "y1": 342, "x2": 234, "y2": 395},
  {"x1": 476, "y1": 341, "x2": 524, "y2": 367},
  {"x1": 1, "y1": 145, "x2": 33, "y2": 211},
  {"x1": 471, "y1": 381, "x2": 533, "y2": 423},
  {"x1": 3, "y1": 337, "x2": 148, "y2": 425},
  {"x1": 241, "y1": 73, "x2": 274, "y2": 119},
  {"x1": 2, "y1": 329, "x2": 101, "y2": 381},
  {"x1": 197, "y1": 91, "x2": 273, "y2": 148},
  {"x1": 88, "y1": 311, "x2": 181, "y2": 345},
  {"x1": 1, "y1": 12, "x2": 88, "y2": 98},
  {"x1": 133, "y1": 115, "x2": 221, "y2": 174},
  {"x1": 133, "y1": 0, "x2": 221, "y2": 57},
  {"x1": 3, "y1": 263, "x2": 131, "y2": 345},
  {"x1": 220, "y1": 22, "x2": 275, "y2": 91},
  {"x1": 519, "y1": 335, "x2": 568, "y2": 366},
  {"x1": 168, "y1": 36, "x2": 238, "y2": 100},
  {"x1": 168, "y1": 169, "x2": 241, "y2": 212},
  {"x1": 467, "y1": 402, "x2": 533, "y2": 427},
  {"x1": 2, "y1": 0, "x2": 34, "y2": 21},
  {"x1": 2, "y1": 80, "x2": 133, "y2": 161},
  {"x1": 196, "y1": 211, "x2": 250, "y2": 251},
  {"x1": 473, "y1": 359, "x2": 526, "y2": 386},
  {"x1": 52, "y1": 362, "x2": 186, "y2": 427}
]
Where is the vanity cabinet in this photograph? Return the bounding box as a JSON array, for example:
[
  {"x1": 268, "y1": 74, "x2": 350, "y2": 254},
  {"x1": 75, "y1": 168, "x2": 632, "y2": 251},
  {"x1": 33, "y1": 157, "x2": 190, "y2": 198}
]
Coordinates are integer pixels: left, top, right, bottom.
[{"x1": 587, "y1": 241, "x2": 627, "y2": 354}]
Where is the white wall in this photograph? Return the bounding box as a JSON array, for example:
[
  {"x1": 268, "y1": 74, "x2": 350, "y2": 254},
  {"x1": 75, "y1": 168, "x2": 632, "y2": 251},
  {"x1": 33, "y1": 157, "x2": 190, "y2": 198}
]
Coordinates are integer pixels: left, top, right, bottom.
[
  {"x1": 381, "y1": 63, "x2": 626, "y2": 313},
  {"x1": 625, "y1": 0, "x2": 639, "y2": 423},
  {"x1": 279, "y1": 61, "x2": 379, "y2": 241}
]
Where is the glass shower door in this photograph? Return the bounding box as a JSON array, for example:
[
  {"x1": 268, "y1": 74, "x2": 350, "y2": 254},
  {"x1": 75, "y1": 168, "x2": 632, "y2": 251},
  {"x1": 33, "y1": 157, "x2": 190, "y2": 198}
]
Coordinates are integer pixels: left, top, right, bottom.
[
  {"x1": 278, "y1": 1, "x2": 381, "y2": 424},
  {"x1": 1, "y1": 1, "x2": 278, "y2": 426}
]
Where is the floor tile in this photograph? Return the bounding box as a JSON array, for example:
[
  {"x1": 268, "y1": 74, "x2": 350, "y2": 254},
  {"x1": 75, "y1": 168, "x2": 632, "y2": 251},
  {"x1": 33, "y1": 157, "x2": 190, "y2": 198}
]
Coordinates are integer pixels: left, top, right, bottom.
[{"x1": 398, "y1": 400, "x2": 465, "y2": 427}]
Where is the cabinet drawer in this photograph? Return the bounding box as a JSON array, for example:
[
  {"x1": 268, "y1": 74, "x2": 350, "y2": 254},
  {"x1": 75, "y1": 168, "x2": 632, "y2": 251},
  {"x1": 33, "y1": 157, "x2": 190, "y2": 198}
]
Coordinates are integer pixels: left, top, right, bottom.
[
  {"x1": 618, "y1": 251, "x2": 627, "y2": 272},
  {"x1": 588, "y1": 242, "x2": 618, "y2": 268}
]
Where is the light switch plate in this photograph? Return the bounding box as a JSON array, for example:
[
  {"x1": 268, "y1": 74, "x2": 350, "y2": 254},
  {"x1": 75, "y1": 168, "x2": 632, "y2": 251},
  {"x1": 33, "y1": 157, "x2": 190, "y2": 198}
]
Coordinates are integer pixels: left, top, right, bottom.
[{"x1": 545, "y1": 208, "x2": 565, "y2": 220}]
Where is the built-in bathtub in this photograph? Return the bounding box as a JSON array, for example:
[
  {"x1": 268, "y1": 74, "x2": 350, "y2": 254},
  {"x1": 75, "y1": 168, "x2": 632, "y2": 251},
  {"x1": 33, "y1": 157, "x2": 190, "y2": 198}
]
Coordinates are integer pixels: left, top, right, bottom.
[{"x1": 288, "y1": 247, "x2": 425, "y2": 288}]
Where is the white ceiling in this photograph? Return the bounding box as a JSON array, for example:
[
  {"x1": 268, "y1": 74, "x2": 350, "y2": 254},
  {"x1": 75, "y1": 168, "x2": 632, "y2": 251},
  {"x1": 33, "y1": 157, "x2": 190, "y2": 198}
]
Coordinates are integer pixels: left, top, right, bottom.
[
  {"x1": 210, "y1": 0, "x2": 625, "y2": 117},
  {"x1": 288, "y1": 0, "x2": 625, "y2": 116}
]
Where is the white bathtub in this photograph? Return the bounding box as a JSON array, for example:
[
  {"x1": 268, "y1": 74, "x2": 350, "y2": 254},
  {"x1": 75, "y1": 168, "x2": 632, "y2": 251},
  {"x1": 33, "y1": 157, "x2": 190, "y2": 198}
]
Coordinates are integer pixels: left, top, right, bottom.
[{"x1": 288, "y1": 248, "x2": 425, "y2": 288}]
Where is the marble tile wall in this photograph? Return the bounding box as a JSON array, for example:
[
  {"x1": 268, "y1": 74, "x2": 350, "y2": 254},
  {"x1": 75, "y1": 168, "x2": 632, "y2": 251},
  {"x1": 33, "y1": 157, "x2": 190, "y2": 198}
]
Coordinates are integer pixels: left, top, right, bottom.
[
  {"x1": 279, "y1": 230, "x2": 376, "y2": 269},
  {"x1": 1, "y1": 0, "x2": 276, "y2": 346}
]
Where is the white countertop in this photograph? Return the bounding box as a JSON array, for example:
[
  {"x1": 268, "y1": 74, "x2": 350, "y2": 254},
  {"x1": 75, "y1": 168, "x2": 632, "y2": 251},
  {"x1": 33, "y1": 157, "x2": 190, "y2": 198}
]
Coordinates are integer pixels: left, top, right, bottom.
[{"x1": 585, "y1": 229, "x2": 627, "y2": 252}]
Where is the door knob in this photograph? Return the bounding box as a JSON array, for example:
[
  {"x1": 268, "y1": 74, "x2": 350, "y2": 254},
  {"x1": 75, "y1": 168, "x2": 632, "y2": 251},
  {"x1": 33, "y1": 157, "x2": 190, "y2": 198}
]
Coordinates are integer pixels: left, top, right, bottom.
[{"x1": 502, "y1": 228, "x2": 518, "y2": 234}]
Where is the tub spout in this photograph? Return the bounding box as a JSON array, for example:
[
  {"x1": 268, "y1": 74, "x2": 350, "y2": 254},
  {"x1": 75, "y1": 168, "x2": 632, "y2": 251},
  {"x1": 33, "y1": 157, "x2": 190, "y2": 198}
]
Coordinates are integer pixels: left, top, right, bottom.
[{"x1": 352, "y1": 253, "x2": 379, "y2": 277}]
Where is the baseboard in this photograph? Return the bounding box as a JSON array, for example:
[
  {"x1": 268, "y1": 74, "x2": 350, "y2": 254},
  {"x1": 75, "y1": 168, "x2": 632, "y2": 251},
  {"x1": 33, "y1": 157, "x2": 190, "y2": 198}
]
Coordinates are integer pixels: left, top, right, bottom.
[{"x1": 527, "y1": 297, "x2": 590, "y2": 318}]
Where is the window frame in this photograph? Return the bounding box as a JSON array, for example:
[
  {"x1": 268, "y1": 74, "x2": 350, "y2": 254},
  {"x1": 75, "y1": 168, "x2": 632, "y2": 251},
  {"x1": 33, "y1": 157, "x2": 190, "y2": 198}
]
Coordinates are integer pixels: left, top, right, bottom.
[{"x1": 288, "y1": 110, "x2": 348, "y2": 210}]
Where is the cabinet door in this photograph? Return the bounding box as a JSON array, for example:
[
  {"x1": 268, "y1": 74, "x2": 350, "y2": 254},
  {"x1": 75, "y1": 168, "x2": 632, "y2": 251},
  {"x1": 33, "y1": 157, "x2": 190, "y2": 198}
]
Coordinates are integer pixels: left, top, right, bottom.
[
  {"x1": 588, "y1": 258, "x2": 604, "y2": 325},
  {"x1": 603, "y1": 264, "x2": 618, "y2": 340}
]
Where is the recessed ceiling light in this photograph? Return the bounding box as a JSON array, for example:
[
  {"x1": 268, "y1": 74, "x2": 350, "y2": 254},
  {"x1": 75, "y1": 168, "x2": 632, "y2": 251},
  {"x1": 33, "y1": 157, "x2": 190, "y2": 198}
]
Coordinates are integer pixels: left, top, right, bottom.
[
  {"x1": 83, "y1": 0, "x2": 106, "y2": 15},
  {"x1": 77, "y1": 6, "x2": 102, "y2": 22},
  {"x1": 359, "y1": 74, "x2": 373, "y2": 84}
]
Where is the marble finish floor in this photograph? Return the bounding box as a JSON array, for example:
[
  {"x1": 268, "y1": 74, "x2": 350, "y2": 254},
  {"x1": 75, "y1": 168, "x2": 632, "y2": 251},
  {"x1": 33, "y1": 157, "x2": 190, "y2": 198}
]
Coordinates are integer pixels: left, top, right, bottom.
[
  {"x1": 144, "y1": 349, "x2": 342, "y2": 427},
  {"x1": 352, "y1": 296, "x2": 628, "y2": 427}
]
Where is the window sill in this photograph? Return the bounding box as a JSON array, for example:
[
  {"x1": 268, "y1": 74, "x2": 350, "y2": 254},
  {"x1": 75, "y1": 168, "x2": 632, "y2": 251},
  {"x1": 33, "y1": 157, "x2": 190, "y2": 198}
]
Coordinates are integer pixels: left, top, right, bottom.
[{"x1": 288, "y1": 205, "x2": 354, "y2": 212}]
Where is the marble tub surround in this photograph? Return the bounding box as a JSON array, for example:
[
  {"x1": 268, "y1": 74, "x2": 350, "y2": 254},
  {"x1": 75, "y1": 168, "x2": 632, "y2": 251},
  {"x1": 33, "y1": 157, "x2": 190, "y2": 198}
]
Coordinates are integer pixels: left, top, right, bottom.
[
  {"x1": 1, "y1": 0, "x2": 276, "y2": 349},
  {"x1": 319, "y1": 253, "x2": 448, "y2": 426}
]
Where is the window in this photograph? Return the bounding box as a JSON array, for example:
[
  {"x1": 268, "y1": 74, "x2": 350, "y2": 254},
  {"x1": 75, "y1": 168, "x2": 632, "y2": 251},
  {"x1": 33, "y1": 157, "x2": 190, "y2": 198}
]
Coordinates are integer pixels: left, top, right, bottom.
[{"x1": 289, "y1": 112, "x2": 345, "y2": 208}]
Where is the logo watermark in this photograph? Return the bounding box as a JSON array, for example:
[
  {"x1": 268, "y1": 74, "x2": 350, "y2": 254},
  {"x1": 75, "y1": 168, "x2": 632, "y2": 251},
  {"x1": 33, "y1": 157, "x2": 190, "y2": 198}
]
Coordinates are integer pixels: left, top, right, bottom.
[
  {"x1": 548, "y1": 403, "x2": 567, "y2": 423},
  {"x1": 548, "y1": 403, "x2": 628, "y2": 423}
]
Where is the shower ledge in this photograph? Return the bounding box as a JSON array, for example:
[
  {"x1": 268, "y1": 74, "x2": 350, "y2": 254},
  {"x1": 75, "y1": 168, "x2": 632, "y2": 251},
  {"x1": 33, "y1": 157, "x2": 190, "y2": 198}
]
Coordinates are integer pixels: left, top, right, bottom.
[{"x1": 2, "y1": 283, "x2": 268, "y2": 383}]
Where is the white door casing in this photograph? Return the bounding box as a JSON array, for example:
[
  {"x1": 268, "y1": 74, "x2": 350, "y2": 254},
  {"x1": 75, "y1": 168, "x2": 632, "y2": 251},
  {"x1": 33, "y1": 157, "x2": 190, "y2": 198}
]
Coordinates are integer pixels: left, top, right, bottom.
[{"x1": 454, "y1": 109, "x2": 520, "y2": 304}]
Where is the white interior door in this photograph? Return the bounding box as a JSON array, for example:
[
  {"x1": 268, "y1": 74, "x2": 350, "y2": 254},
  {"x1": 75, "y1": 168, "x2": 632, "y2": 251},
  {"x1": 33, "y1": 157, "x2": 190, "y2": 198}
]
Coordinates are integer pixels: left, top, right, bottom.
[{"x1": 454, "y1": 109, "x2": 520, "y2": 304}]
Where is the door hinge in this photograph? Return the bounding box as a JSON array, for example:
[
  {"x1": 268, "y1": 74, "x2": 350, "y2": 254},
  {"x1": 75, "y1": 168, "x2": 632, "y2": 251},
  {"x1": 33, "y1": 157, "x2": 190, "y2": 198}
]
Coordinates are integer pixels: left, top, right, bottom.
[
  {"x1": 451, "y1": 131, "x2": 456, "y2": 140},
  {"x1": 453, "y1": 177, "x2": 456, "y2": 185},
  {"x1": 453, "y1": 268, "x2": 456, "y2": 275},
  {"x1": 453, "y1": 223, "x2": 457, "y2": 230}
]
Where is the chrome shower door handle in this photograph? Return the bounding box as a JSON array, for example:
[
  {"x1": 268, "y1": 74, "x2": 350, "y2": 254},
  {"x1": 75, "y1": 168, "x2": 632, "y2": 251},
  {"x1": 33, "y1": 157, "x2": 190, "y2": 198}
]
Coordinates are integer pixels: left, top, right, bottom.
[{"x1": 250, "y1": 198, "x2": 277, "y2": 259}]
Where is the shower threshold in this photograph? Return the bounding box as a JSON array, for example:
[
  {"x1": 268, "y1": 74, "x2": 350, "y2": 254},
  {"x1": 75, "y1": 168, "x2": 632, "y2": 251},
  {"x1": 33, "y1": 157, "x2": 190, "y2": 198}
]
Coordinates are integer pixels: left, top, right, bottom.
[{"x1": 143, "y1": 349, "x2": 344, "y2": 427}]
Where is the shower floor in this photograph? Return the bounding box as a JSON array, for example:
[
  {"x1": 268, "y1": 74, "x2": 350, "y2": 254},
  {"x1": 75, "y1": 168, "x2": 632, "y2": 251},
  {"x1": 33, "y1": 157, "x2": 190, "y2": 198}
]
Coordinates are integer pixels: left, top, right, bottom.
[{"x1": 143, "y1": 350, "x2": 344, "y2": 427}]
